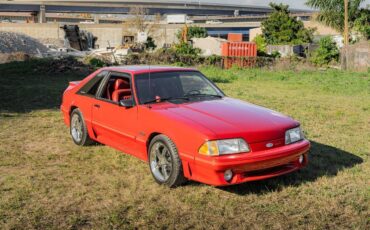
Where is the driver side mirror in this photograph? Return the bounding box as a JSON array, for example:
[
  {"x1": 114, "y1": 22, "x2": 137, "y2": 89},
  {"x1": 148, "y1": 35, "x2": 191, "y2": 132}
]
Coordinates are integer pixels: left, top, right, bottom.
[{"x1": 119, "y1": 99, "x2": 134, "y2": 108}]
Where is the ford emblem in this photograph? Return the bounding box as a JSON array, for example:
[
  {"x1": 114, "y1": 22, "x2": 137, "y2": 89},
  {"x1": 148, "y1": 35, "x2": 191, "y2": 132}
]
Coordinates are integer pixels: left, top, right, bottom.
[{"x1": 266, "y1": 143, "x2": 274, "y2": 148}]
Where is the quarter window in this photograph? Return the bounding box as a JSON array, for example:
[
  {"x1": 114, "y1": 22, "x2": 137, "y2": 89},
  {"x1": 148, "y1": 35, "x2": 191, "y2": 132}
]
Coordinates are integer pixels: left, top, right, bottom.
[{"x1": 78, "y1": 71, "x2": 107, "y2": 96}]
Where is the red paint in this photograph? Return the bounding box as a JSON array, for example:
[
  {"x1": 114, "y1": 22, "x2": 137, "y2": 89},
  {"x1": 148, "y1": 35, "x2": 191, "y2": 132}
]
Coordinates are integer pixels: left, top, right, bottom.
[
  {"x1": 61, "y1": 66, "x2": 310, "y2": 186},
  {"x1": 221, "y1": 42, "x2": 257, "y2": 69},
  {"x1": 227, "y1": 33, "x2": 243, "y2": 42}
]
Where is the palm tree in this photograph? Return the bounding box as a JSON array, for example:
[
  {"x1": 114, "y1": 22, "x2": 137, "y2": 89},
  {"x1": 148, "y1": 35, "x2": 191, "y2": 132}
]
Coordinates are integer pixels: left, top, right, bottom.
[{"x1": 306, "y1": 0, "x2": 365, "y2": 32}]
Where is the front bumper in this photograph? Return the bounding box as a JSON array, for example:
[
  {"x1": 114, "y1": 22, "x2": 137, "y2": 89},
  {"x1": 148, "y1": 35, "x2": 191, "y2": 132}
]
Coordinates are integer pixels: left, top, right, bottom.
[{"x1": 192, "y1": 139, "x2": 310, "y2": 186}]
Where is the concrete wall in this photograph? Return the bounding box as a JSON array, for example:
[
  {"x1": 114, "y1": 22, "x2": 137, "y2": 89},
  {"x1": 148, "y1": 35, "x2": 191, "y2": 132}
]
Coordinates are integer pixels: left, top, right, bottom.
[
  {"x1": 0, "y1": 23, "x2": 63, "y2": 40},
  {"x1": 345, "y1": 41, "x2": 370, "y2": 71},
  {"x1": 0, "y1": 23, "x2": 182, "y2": 49},
  {"x1": 78, "y1": 24, "x2": 125, "y2": 48},
  {"x1": 249, "y1": 20, "x2": 340, "y2": 41}
]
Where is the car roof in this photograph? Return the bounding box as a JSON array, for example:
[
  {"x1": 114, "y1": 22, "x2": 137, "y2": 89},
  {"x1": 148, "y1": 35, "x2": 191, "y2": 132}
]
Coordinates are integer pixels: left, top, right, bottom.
[{"x1": 100, "y1": 65, "x2": 198, "y2": 75}]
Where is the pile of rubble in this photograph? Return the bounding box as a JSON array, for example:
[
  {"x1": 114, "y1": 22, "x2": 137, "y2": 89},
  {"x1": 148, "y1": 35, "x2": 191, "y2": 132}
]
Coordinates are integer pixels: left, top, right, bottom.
[
  {"x1": 33, "y1": 56, "x2": 96, "y2": 74},
  {"x1": 0, "y1": 29, "x2": 130, "y2": 65},
  {"x1": 0, "y1": 31, "x2": 48, "y2": 55}
]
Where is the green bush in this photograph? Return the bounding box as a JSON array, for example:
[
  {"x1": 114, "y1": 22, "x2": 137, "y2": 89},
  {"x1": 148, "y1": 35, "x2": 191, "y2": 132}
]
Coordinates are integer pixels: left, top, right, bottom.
[
  {"x1": 205, "y1": 55, "x2": 222, "y2": 66},
  {"x1": 310, "y1": 36, "x2": 340, "y2": 66},
  {"x1": 261, "y1": 3, "x2": 314, "y2": 45},
  {"x1": 173, "y1": 42, "x2": 201, "y2": 56},
  {"x1": 253, "y1": 35, "x2": 267, "y2": 55},
  {"x1": 354, "y1": 9, "x2": 370, "y2": 40},
  {"x1": 177, "y1": 26, "x2": 208, "y2": 41},
  {"x1": 145, "y1": 36, "x2": 157, "y2": 50},
  {"x1": 270, "y1": 51, "x2": 281, "y2": 58},
  {"x1": 84, "y1": 56, "x2": 108, "y2": 68}
]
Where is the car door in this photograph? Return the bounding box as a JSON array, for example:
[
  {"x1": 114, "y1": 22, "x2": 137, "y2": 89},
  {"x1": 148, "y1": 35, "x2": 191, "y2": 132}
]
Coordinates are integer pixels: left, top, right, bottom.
[{"x1": 91, "y1": 72, "x2": 139, "y2": 154}]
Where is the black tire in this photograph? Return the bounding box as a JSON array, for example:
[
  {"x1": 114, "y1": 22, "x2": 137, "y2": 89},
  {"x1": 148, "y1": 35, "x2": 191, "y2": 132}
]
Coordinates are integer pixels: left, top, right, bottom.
[
  {"x1": 70, "y1": 108, "x2": 94, "y2": 146},
  {"x1": 148, "y1": 135, "x2": 187, "y2": 187}
]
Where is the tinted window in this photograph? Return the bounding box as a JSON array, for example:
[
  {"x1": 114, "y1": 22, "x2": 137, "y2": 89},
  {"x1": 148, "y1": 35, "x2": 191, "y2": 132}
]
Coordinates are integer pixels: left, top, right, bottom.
[
  {"x1": 78, "y1": 71, "x2": 107, "y2": 96},
  {"x1": 135, "y1": 71, "x2": 223, "y2": 104}
]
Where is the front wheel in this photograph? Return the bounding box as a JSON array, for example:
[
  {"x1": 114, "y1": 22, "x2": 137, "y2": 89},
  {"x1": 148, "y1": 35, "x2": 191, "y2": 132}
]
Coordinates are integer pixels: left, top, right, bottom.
[{"x1": 148, "y1": 135, "x2": 186, "y2": 187}]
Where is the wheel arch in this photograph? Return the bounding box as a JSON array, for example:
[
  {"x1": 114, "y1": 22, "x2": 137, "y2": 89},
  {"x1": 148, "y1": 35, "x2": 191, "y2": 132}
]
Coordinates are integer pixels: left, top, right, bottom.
[
  {"x1": 146, "y1": 132, "x2": 162, "y2": 155},
  {"x1": 69, "y1": 105, "x2": 78, "y2": 115}
]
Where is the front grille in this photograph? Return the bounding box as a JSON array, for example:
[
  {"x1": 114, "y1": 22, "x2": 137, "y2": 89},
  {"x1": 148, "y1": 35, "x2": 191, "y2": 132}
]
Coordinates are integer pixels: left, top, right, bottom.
[{"x1": 244, "y1": 163, "x2": 295, "y2": 177}]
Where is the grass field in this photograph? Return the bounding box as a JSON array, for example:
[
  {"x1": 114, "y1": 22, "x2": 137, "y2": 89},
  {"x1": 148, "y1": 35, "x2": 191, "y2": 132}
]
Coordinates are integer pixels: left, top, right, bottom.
[{"x1": 0, "y1": 60, "x2": 369, "y2": 229}]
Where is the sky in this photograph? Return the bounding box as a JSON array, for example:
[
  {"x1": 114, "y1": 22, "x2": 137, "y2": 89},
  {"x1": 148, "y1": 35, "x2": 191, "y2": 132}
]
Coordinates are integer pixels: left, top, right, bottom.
[
  {"x1": 192, "y1": 0, "x2": 370, "y2": 10},
  {"x1": 4, "y1": 0, "x2": 370, "y2": 10}
]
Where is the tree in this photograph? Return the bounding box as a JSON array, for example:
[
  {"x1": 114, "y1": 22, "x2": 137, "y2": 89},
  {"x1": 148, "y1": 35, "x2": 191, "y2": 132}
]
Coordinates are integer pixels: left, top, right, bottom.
[
  {"x1": 310, "y1": 36, "x2": 340, "y2": 66},
  {"x1": 176, "y1": 26, "x2": 208, "y2": 41},
  {"x1": 124, "y1": 6, "x2": 160, "y2": 35},
  {"x1": 353, "y1": 8, "x2": 370, "y2": 39},
  {"x1": 306, "y1": 0, "x2": 365, "y2": 33},
  {"x1": 261, "y1": 3, "x2": 314, "y2": 45},
  {"x1": 187, "y1": 26, "x2": 208, "y2": 39},
  {"x1": 253, "y1": 34, "x2": 267, "y2": 55}
]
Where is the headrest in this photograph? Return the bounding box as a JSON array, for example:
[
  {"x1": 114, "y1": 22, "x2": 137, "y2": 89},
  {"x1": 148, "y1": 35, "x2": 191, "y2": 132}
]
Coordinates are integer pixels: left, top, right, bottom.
[{"x1": 114, "y1": 79, "x2": 130, "y2": 90}]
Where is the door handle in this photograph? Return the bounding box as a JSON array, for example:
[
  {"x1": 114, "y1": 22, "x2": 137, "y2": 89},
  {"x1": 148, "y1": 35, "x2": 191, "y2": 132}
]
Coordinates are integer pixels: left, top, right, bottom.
[{"x1": 94, "y1": 104, "x2": 100, "y2": 108}]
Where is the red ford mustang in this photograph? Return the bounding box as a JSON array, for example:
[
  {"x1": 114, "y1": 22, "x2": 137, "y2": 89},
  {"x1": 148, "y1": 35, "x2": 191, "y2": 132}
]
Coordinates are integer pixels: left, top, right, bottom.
[{"x1": 61, "y1": 66, "x2": 310, "y2": 187}]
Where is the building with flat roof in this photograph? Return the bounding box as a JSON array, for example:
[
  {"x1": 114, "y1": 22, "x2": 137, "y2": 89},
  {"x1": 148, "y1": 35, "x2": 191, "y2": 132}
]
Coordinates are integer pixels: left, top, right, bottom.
[{"x1": 0, "y1": 0, "x2": 309, "y2": 16}]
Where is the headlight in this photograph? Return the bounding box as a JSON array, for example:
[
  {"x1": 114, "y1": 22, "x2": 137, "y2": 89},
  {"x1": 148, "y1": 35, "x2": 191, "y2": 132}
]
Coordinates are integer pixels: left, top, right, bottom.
[
  {"x1": 198, "y1": 138, "x2": 250, "y2": 156},
  {"x1": 285, "y1": 127, "x2": 304, "y2": 144}
]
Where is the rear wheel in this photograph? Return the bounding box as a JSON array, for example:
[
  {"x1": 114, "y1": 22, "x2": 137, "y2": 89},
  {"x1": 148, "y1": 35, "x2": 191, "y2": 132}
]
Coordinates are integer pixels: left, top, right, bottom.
[
  {"x1": 70, "y1": 108, "x2": 94, "y2": 146},
  {"x1": 148, "y1": 135, "x2": 186, "y2": 187}
]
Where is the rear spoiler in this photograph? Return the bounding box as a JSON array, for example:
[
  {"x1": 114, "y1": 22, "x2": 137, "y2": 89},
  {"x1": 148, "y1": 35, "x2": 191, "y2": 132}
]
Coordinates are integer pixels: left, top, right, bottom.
[
  {"x1": 69, "y1": 81, "x2": 81, "y2": 87},
  {"x1": 65, "y1": 81, "x2": 81, "y2": 92}
]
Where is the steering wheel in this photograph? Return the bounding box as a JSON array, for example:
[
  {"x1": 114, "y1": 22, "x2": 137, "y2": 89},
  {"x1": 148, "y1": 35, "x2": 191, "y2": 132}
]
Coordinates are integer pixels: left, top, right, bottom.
[{"x1": 184, "y1": 89, "x2": 201, "y2": 96}]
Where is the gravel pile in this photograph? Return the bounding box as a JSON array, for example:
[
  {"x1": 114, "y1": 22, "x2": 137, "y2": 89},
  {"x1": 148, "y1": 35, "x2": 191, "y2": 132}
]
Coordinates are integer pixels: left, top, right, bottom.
[
  {"x1": 38, "y1": 38, "x2": 66, "y2": 48},
  {"x1": 0, "y1": 31, "x2": 48, "y2": 55}
]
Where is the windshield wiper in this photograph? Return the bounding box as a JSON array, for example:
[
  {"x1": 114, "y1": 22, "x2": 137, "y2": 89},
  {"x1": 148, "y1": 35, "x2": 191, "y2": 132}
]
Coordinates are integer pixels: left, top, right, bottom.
[
  {"x1": 143, "y1": 96, "x2": 190, "y2": 105},
  {"x1": 185, "y1": 93, "x2": 223, "y2": 98}
]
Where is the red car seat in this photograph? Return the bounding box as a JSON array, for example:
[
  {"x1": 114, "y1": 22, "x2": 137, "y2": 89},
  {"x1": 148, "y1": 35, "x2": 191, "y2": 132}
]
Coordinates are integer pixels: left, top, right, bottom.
[{"x1": 112, "y1": 79, "x2": 132, "y2": 102}]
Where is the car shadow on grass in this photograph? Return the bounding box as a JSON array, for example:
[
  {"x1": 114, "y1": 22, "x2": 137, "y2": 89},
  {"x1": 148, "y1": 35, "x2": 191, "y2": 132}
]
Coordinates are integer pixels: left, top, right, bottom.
[{"x1": 196, "y1": 141, "x2": 363, "y2": 195}]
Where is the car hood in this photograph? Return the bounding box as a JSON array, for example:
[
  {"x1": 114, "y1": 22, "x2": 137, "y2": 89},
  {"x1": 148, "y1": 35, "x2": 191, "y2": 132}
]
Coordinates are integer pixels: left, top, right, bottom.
[{"x1": 153, "y1": 97, "x2": 299, "y2": 143}]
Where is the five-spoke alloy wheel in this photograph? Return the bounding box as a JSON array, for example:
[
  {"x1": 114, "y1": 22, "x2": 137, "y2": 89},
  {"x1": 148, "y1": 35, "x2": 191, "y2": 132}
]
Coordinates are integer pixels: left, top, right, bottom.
[
  {"x1": 148, "y1": 135, "x2": 186, "y2": 187},
  {"x1": 150, "y1": 142, "x2": 173, "y2": 182}
]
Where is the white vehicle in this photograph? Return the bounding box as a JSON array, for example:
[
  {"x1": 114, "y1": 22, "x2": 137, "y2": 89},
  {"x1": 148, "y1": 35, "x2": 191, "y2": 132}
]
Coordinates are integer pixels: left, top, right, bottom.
[
  {"x1": 166, "y1": 14, "x2": 193, "y2": 24},
  {"x1": 80, "y1": 20, "x2": 95, "y2": 24},
  {"x1": 206, "y1": 20, "x2": 223, "y2": 24},
  {"x1": 1, "y1": 19, "x2": 12, "y2": 23}
]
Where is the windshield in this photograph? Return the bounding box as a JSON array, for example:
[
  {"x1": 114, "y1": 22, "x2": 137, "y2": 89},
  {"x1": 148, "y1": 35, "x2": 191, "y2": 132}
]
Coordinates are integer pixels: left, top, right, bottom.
[{"x1": 135, "y1": 71, "x2": 224, "y2": 104}]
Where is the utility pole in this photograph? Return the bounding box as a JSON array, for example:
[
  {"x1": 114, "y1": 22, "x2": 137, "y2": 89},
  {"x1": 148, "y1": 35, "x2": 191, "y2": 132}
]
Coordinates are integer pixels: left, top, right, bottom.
[
  {"x1": 343, "y1": 0, "x2": 349, "y2": 70},
  {"x1": 344, "y1": 0, "x2": 349, "y2": 46}
]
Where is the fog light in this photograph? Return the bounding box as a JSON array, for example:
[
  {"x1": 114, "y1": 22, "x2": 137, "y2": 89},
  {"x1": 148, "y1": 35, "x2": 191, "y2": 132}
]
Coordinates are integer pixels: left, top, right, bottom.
[
  {"x1": 299, "y1": 155, "x2": 304, "y2": 164},
  {"x1": 224, "y1": 170, "x2": 233, "y2": 182}
]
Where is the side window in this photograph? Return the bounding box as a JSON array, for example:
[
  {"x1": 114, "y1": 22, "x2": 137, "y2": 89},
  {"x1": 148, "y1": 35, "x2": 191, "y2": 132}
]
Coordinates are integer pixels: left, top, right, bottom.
[
  {"x1": 79, "y1": 71, "x2": 107, "y2": 96},
  {"x1": 99, "y1": 73, "x2": 132, "y2": 103}
]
